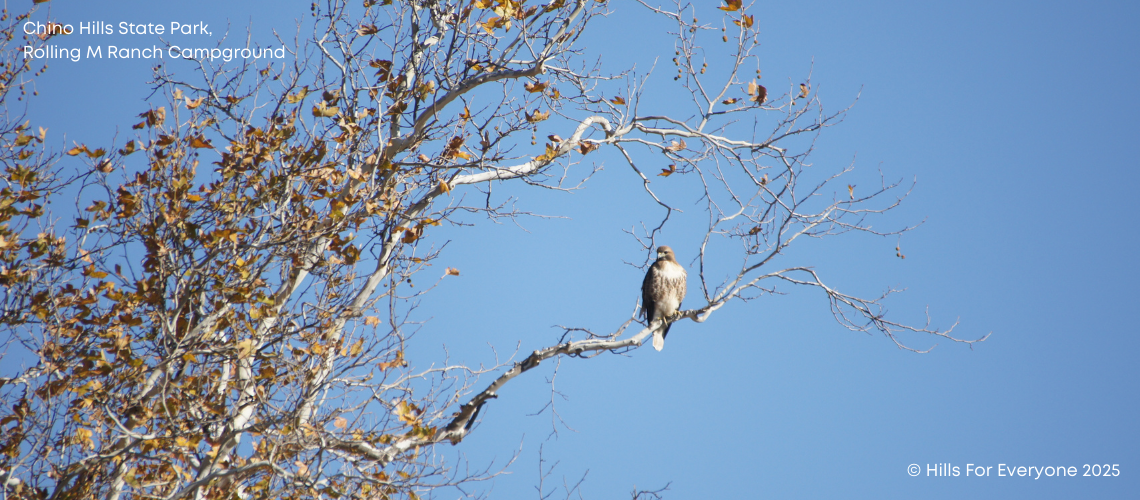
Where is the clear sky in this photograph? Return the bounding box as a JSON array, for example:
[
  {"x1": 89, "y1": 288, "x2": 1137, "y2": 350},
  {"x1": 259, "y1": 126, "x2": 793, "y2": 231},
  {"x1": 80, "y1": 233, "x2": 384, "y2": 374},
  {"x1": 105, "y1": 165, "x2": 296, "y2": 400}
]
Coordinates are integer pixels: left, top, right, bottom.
[{"x1": 11, "y1": 0, "x2": 1140, "y2": 498}]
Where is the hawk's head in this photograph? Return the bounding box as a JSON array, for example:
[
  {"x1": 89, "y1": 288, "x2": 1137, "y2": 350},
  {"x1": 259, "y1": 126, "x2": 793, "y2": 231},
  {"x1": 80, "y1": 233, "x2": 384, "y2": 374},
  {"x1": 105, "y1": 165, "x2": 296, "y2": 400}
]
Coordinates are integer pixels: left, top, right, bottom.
[{"x1": 656, "y1": 246, "x2": 677, "y2": 262}]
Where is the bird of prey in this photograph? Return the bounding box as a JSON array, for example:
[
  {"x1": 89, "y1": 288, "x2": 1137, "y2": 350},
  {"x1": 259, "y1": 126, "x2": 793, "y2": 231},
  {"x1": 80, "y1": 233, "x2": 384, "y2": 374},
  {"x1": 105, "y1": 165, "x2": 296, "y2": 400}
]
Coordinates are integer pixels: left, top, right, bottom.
[{"x1": 641, "y1": 245, "x2": 687, "y2": 351}]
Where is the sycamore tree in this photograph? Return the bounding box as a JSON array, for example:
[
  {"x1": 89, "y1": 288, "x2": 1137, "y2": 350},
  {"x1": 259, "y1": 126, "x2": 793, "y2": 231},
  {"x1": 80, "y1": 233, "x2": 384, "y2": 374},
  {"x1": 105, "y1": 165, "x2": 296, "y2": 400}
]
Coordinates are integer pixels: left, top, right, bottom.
[{"x1": 0, "y1": 0, "x2": 986, "y2": 499}]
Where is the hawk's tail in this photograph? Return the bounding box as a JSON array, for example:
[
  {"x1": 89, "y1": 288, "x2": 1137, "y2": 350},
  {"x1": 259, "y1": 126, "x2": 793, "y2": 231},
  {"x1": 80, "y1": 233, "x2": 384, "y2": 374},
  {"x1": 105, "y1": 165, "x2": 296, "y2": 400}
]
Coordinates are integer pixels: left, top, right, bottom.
[{"x1": 651, "y1": 322, "x2": 672, "y2": 351}]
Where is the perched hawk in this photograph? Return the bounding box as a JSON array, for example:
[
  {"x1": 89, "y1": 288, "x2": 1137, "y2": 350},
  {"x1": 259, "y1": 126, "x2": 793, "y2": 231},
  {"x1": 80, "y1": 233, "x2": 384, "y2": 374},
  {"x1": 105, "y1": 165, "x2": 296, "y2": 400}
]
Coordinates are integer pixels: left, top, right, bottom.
[{"x1": 641, "y1": 245, "x2": 687, "y2": 351}]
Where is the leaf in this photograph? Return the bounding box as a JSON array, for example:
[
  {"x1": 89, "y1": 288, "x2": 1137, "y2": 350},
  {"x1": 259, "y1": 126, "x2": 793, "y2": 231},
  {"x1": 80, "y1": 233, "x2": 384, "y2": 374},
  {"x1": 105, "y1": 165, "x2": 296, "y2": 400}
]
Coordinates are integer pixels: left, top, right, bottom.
[
  {"x1": 189, "y1": 135, "x2": 213, "y2": 148},
  {"x1": 734, "y1": 14, "x2": 754, "y2": 28},
  {"x1": 799, "y1": 83, "x2": 810, "y2": 98},
  {"x1": 665, "y1": 139, "x2": 686, "y2": 152},
  {"x1": 286, "y1": 86, "x2": 309, "y2": 103},
  {"x1": 847, "y1": 184, "x2": 855, "y2": 200},
  {"x1": 138, "y1": 107, "x2": 166, "y2": 128},
  {"x1": 722, "y1": 97, "x2": 739, "y2": 105},
  {"x1": 459, "y1": 106, "x2": 471, "y2": 124},
  {"x1": 445, "y1": 267, "x2": 460, "y2": 276},
  {"x1": 118, "y1": 141, "x2": 137, "y2": 156},
  {"x1": 236, "y1": 339, "x2": 255, "y2": 359},
  {"x1": 578, "y1": 141, "x2": 598, "y2": 155},
  {"x1": 438, "y1": 179, "x2": 452, "y2": 194},
  {"x1": 748, "y1": 81, "x2": 767, "y2": 104},
  {"x1": 334, "y1": 417, "x2": 348, "y2": 429},
  {"x1": 38, "y1": 126, "x2": 47, "y2": 141},
  {"x1": 86, "y1": 148, "x2": 106, "y2": 158},
  {"x1": 718, "y1": 0, "x2": 742, "y2": 11},
  {"x1": 357, "y1": 24, "x2": 379, "y2": 36},
  {"x1": 474, "y1": 0, "x2": 492, "y2": 7},
  {"x1": 524, "y1": 81, "x2": 547, "y2": 93},
  {"x1": 417, "y1": 154, "x2": 431, "y2": 163},
  {"x1": 312, "y1": 101, "x2": 339, "y2": 118},
  {"x1": 547, "y1": 134, "x2": 563, "y2": 143},
  {"x1": 364, "y1": 316, "x2": 381, "y2": 326},
  {"x1": 185, "y1": 96, "x2": 205, "y2": 109},
  {"x1": 525, "y1": 109, "x2": 549, "y2": 123},
  {"x1": 97, "y1": 160, "x2": 114, "y2": 173},
  {"x1": 610, "y1": 95, "x2": 626, "y2": 105},
  {"x1": 66, "y1": 145, "x2": 88, "y2": 156},
  {"x1": 658, "y1": 164, "x2": 677, "y2": 177}
]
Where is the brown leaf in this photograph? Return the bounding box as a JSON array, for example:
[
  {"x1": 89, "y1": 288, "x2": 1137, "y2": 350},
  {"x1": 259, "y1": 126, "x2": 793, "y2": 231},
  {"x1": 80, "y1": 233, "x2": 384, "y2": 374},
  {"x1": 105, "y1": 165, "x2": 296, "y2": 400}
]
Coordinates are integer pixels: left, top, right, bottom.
[
  {"x1": 578, "y1": 141, "x2": 598, "y2": 155},
  {"x1": 459, "y1": 106, "x2": 471, "y2": 124},
  {"x1": 718, "y1": 0, "x2": 742, "y2": 11},
  {"x1": 334, "y1": 417, "x2": 348, "y2": 429},
  {"x1": 610, "y1": 95, "x2": 626, "y2": 105},
  {"x1": 189, "y1": 135, "x2": 212, "y2": 148},
  {"x1": 734, "y1": 14, "x2": 754, "y2": 28},
  {"x1": 66, "y1": 145, "x2": 88, "y2": 156},
  {"x1": 524, "y1": 81, "x2": 547, "y2": 93},
  {"x1": 97, "y1": 160, "x2": 114, "y2": 173},
  {"x1": 356, "y1": 24, "x2": 379, "y2": 36},
  {"x1": 722, "y1": 97, "x2": 739, "y2": 105},
  {"x1": 138, "y1": 107, "x2": 166, "y2": 128},
  {"x1": 658, "y1": 164, "x2": 676, "y2": 177},
  {"x1": 417, "y1": 154, "x2": 431, "y2": 163},
  {"x1": 547, "y1": 134, "x2": 563, "y2": 143},
  {"x1": 847, "y1": 184, "x2": 855, "y2": 199},
  {"x1": 799, "y1": 83, "x2": 810, "y2": 98},
  {"x1": 445, "y1": 267, "x2": 460, "y2": 276},
  {"x1": 118, "y1": 141, "x2": 137, "y2": 156},
  {"x1": 184, "y1": 96, "x2": 205, "y2": 109}
]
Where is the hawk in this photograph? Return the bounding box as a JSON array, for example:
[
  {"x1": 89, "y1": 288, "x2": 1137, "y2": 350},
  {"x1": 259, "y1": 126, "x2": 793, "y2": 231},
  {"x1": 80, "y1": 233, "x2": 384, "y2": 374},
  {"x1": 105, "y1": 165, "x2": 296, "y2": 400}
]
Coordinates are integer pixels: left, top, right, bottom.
[{"x1": 641, "y1": 245, "x2": 687, "y2": 351}]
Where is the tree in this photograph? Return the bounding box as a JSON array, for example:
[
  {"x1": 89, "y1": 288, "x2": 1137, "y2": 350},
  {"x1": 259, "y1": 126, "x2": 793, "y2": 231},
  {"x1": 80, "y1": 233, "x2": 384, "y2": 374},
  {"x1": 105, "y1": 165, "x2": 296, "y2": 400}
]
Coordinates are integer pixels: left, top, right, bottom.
[{"x1": 0, "y1": 0, "x2": 987, "y2": 498}]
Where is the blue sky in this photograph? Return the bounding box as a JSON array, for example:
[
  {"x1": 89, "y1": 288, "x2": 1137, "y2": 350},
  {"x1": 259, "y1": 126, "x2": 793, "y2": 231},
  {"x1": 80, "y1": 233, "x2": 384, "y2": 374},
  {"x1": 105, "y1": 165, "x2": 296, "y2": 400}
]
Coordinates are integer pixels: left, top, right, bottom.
[{"x1": 13, "y1": 0, "x2": 1140, "y2": 498}]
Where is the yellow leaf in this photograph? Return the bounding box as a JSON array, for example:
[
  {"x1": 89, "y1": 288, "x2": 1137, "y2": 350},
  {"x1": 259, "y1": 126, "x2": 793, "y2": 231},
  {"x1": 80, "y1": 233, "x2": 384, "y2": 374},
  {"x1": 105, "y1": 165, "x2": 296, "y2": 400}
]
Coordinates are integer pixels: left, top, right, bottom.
[
  {"x1": 718, "y1": 0, "x2": 742, "y2": 11},
  {"x1": 185, "y1": 96, "x2": 205, "y2": 109},
  {"x1": 349, "y1": 338, "x2": 364, "y2": 356},
  {"x1": 658, "y1": 164, "x2": 676, "y2": 177},
  {"x1": 524, "y1": 81, "x2": 547, "y2": 93},
  {"x1": 459, "y1": 106, "x2": 471, "y2": 124},
  {"x1": 66, "y1": 144, "x2": 88, "y2": 156},
  {"x1": 474, "y1": 0, "x2": 491, "y2": 7},
  {"x1": 286, "y1": 87, "x2": 309, "y2": 103},
  {"x1": 236, "y1": 339, "x2": 255, "y2": 359},
  {"x1": 722, "y1": 97, "x2": 739, "y2": 104},
  {"x1": 847, "y1": 184, "x2": 855, "y2": 199},
  {"x1": 610, "y1": 95, "x2": 626, "y2": 105},
  {"x1": 525, "y1": 109, "x2": 549, "y2": 123},
  {"x1": 312, "y1": 102, "x2": 339, "y2": 118},
  {"x1": 438, "y1": 179, "x2": 452, "y2": 194}
]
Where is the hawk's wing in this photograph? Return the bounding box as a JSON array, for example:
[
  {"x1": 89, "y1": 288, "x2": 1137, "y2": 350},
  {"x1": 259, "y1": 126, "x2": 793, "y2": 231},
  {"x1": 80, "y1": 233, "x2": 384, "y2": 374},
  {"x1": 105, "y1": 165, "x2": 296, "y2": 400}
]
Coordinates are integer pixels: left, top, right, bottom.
[{"x1": 641, "y1": 262, "x2": 659, "y2": 323}]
